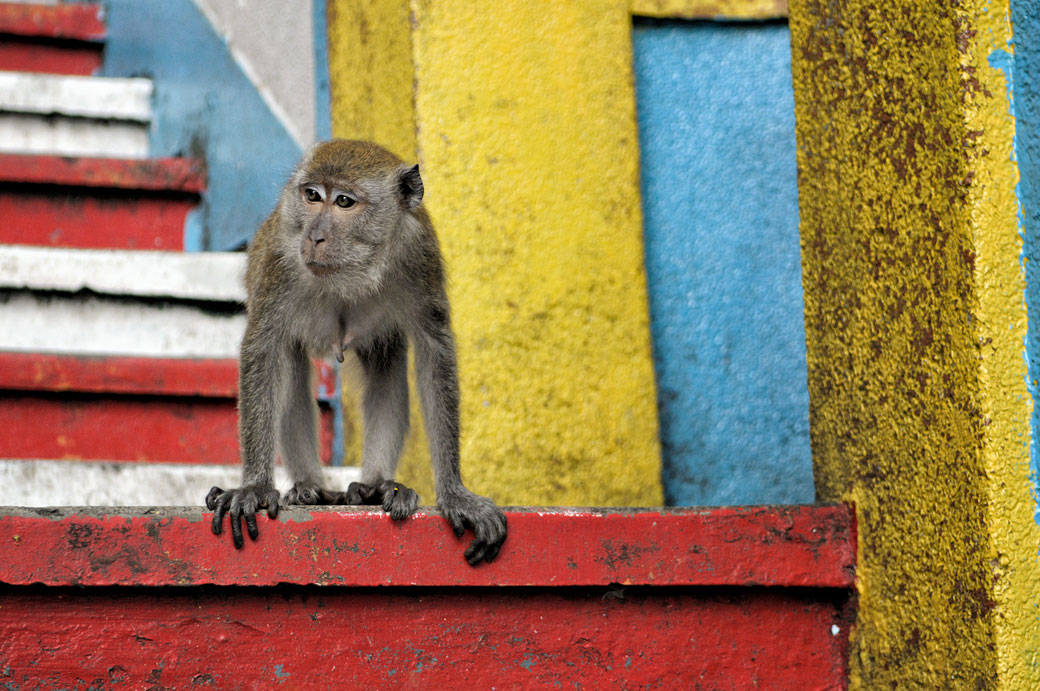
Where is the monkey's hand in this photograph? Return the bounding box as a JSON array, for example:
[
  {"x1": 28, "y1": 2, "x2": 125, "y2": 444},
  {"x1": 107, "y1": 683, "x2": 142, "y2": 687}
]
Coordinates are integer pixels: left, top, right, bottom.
[
  {"x1": 344, "y1": 480, "x2": 420, "y2": 521},
  {"x1": 206, "y1": 485, "x2": 280, "y2": 549},
  {"x1": 438, "y1": 490, "x2": 508, "y2": 566},
  {"x1": 283, "y1": 481, "x2": 344, "y2": 506}
]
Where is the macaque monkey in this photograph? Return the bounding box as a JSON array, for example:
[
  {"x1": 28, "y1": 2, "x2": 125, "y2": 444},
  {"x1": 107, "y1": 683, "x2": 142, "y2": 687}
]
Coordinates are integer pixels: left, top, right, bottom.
[{"x1": 206, "y1": 140, "x2": 507, "y2": 565}]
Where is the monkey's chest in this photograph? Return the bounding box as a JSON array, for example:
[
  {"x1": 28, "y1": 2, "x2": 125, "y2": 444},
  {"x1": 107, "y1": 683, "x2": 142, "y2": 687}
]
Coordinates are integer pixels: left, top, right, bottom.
[{"x1": 289, "y1": 299, "x2": 391, "y2": 358}]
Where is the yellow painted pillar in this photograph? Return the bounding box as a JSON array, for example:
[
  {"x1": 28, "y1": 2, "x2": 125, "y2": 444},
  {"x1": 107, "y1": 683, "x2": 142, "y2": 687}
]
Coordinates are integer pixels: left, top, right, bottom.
[
  {"x1": 327, "y1": 1, "x2": 663, "y2": 506},
  {"x1": 790, "y1": 0, "x2": 1040, "y2": 687}
]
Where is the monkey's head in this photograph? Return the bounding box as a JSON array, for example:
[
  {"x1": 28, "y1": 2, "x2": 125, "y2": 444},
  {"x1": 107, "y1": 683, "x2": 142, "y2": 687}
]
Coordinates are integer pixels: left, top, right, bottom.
[{"x1": 283, "y1": 139, "x2": 424, "y2": 282}]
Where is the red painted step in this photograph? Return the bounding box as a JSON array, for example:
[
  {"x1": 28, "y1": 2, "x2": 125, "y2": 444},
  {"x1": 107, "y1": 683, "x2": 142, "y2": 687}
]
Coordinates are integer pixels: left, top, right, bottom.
[
  {"x1": 0, "y1": 154, "x2": 205, "y2": 250},
  {"x1": 0, "y1": 3, "x2": 105, "y2": 75},
  {"x1": 0, "y1": 506, "x2": 855, "y2": 689},
  {"x1": 0, "y1": 353, "x2": 336, "y2": 464}
]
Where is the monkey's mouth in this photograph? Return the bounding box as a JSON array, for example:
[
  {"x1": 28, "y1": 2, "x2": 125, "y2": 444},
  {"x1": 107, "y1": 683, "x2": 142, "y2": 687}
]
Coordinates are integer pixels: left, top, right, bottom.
[{"x1": 305, "y1": 261, "x2": 337, "y2": 276}]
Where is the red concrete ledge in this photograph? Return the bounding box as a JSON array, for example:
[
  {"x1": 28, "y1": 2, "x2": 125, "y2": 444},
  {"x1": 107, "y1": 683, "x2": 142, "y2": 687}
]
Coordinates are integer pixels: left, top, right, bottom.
[
  {"x1": 0, "y1": 154, "x2": 206, "y2": 194},
  {"x1": 0, "y1": 504, "x2": 855, "y2": 588},
  {"x1": 0, "y1": 3, "x2": 105, "y2": 42},
  {"x1": 0, "y1": 352, "x2": 338, "y2": 401}
]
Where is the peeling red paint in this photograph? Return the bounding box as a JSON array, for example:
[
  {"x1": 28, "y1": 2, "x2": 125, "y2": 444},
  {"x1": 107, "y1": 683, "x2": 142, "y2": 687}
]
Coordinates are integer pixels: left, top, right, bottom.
[
  {"x1": 0, "y1": 506, "x2": 853, "y2": 689},
  {"x1": 0, "y1": 585, "x2": 849, "y2": 690},
  {"x1": 0, "y1": 505, "x2": 855, "y2": 587}
]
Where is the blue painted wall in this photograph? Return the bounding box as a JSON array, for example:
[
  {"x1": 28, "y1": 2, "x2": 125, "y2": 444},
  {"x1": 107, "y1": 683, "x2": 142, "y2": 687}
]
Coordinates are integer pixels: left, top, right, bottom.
[
  {"x1": 1010, "y1": 1, "x2": 1040, "y2": 526},
  {"x1": 101, "y1": 0, "x2": 302, "y2": 250},
  {"x1": 633, "y1": 20, "x2": 813, "y2": 505}
]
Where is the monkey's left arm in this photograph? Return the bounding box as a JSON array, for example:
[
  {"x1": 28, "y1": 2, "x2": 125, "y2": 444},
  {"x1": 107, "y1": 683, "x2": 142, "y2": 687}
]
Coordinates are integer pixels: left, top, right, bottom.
[{"x1": 414, "y1": 301, "x2": 508, "y2": 565}]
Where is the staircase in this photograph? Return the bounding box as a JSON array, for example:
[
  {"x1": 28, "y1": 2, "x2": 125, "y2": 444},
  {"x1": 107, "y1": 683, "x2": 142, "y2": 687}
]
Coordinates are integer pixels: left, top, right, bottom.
[{"x1": 0, "y1": 3, "x2": 353, "y2": 505}]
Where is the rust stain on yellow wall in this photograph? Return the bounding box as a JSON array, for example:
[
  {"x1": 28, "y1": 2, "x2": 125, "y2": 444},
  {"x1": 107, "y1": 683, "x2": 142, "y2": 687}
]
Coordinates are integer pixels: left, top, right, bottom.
[
  {"x1": 790, "y1": 0, "x2": 1040, "y2": 687},
  {"x1": 328, "y1": 1, "x2": 663, "y2": 506}
]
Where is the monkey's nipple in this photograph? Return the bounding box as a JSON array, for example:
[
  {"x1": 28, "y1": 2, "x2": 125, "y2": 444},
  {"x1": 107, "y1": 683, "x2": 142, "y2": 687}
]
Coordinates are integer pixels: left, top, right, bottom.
[{"x1": 335, "y1": 331, "x2": 354, "y2": 363}]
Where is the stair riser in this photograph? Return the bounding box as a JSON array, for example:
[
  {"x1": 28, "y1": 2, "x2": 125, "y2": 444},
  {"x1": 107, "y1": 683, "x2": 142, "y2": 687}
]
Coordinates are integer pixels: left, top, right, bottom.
[
  {"x1": 0, "y1": 395, "x2": 335, "y2": 465},
  {"x1": 0, "y1": 190, "x2": 195, "y2": 249},
  {"x1": 0, "y1": 40, "x2": 102, "y2": 75}
]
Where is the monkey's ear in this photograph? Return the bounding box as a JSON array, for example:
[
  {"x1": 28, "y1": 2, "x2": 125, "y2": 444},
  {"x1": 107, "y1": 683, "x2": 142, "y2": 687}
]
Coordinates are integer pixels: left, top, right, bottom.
[{"x1": 398, "y1": 164, "x2": 424, "y2": 209}]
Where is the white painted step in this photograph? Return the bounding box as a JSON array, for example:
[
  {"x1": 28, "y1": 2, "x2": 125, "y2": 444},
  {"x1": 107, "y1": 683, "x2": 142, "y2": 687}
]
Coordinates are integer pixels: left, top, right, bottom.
[
  {"x1": 0, "y1": 72, "x2": 152, "y2": 120},
  {"x1": 0, "y1": 291, "x2": 246, "y2": 358},
  {"x1": 0, "y1": 245, "x2": 246, "y2": 303},
  {"x1": 0, "y1": 71, "x2": 152, "y2": 158},
  {"x1": 0, "y1": 460, "x2": 362, "y2": 507},
  {"x1": 0, "y1": 247, "x2": 247, "y2": 358}
]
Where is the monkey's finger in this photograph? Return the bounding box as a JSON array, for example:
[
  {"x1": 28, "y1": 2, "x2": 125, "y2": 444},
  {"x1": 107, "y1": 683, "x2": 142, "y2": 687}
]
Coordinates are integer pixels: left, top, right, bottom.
[
  {"x1": 244, "y1": 510, "x2": 259, "y2": 542},
  {"x1": 230, "y1": 506, "x2": 245, "y2": 549},
  {"x1": 465, "y1": 538, "x2": 489, "y2": 566},
  {"x1": 205, "y1": 486, "x2": 224, "y2": 510},
  {"x1": 336, "y1": 350, "x2": 345, "y2": 363},
  {"x1": 263, "y1": 489, "x2": 281, "y2": 518},
  {"x1": 211, "y1": 493, "x2": 231, "y2": 535},
  {"x1": 445, "y1": 511, "x2": 467, "y2": 538},
  {"x1": 482, "y1": 535, "x2": 504, "y2": 563}
]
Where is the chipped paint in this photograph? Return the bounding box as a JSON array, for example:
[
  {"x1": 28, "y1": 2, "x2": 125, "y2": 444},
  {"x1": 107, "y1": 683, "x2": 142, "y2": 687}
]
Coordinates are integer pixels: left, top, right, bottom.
[
  {"x1": 789, "y1": 0, "x2": 1040, "y2": 687},
  {"x1": 0, "y1": 586, "x2": 847, "y2": 687},
  {"x1": 0, "y1": 505, "x2": 854, "y2": 587},
  {"x1": 0, "y1": 506, "x2": 852, "y2": 687}
]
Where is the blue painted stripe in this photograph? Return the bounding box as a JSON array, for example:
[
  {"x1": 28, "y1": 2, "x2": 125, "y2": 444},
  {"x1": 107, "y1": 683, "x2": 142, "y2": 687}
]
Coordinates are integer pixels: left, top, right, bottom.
[
  {"x1": 633, "y1": 19, "x2": 813, "y2": 505},
  {"x1": 1009, "y1": 0, "x2": 1040, "y2": 530}
]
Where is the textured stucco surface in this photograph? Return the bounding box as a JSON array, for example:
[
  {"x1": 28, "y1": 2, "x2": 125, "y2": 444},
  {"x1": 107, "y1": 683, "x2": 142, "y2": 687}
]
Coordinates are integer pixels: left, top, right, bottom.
[
  {"x1": 790, "y1": 0, "x2": 1040, "y2": 687},
  {"x1": 633, "y1": 20, "x2": 812, "y2": 506},
  {"x1": 329, "y1": 1, "x2": 663, "y2": 506}
]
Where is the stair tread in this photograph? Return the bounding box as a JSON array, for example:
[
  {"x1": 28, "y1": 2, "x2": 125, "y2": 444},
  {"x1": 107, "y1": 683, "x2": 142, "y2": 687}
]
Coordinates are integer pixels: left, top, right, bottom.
[
  {"x1": 0, "y1": 70, "x2": 151, "y2": 121},
  {"x1": 0, "y1": 153, "x2": 205, "y2": 193},
  {"x1": 0, "y1": 3, "x2": 104, "y2": 43},
  {"x1": 0, "y1": 245, "x2": 243, "y2": 302}
]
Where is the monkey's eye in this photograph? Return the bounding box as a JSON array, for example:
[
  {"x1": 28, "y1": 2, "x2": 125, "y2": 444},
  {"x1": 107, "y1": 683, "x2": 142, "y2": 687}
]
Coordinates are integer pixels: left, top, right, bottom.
[
  {"x1": 303, "y1": 186, "x2": 323, "y2": 203},
  {"x1": 335, "y1": 194, "x2": 357, "y2": 209}
]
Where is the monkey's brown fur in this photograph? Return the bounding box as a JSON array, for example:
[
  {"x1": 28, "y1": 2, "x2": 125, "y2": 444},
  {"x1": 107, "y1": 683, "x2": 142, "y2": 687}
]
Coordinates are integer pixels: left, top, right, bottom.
[{"x1": 207, "y1": 140, "x2": 507, "y2": 565}]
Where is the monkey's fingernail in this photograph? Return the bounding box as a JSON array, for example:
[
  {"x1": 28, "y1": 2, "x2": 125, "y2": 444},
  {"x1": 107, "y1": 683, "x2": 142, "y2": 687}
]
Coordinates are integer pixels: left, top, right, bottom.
[{"x1": 336, "y1": 351, "x2": 344, "y2": 363}]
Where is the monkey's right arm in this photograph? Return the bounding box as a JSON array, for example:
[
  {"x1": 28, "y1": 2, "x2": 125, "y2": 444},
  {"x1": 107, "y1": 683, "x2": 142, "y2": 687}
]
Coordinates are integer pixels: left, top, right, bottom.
[{"x1": 206, "y1": 319, "x2": 285, "y2": 548}]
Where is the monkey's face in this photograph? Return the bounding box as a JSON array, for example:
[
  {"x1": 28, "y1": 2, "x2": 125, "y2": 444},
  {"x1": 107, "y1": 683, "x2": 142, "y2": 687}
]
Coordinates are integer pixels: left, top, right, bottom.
[
  {"x1": 284, "y1": 140, "x2": 425, "y2": 283},
  {"x1": 295, "y1": 181, "x2": 373, "y2": 276}
]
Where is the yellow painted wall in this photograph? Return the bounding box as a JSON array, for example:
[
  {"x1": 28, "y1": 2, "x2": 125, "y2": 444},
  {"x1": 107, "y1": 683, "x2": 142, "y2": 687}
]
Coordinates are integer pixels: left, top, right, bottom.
[
  {"x1": 790, "y1": 0, "x2": 1040, "y2": 687},
  {"x1": 327, "y1": 0, "x2": 663, "y2": 507}
]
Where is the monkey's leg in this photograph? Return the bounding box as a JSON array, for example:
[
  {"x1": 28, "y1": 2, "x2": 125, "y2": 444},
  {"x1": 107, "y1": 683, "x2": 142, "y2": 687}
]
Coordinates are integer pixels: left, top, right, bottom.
[
  {"x1": 207, "y1": 325, "x2": 285, "y2": 548},
  {"x1": 280, "y1": 342, "x2": 338, "y2": 505},
  {"x1": 414, "y1": 306, "x2": 507, "y2": 565},
  {"x1": 343, "y1": 330, "x2": 419, "y2": 520}
]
